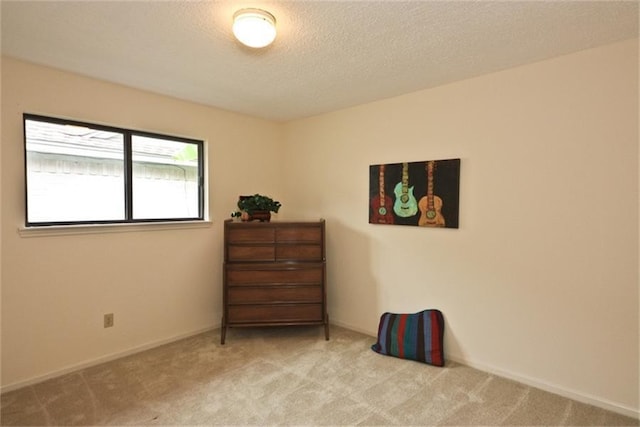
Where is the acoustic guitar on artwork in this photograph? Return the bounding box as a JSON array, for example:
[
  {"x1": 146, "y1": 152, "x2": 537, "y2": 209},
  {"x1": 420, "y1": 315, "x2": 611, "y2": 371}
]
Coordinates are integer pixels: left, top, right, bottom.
[
  {"x1": 418, "y1": 161, "x2": 445, "y2": 227},
  {"x1": 393, "y1": 162, "x2": 418, "y2": 217},
  {"x1": 371, "y1": 164, "x2": 394, "y2": 224}
]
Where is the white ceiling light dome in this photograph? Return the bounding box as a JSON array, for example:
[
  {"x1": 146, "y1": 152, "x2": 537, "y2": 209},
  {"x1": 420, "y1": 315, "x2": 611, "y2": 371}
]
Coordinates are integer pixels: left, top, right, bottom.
[{"x1": 233, "y1": 8, "x2": 277, "y2": 49}]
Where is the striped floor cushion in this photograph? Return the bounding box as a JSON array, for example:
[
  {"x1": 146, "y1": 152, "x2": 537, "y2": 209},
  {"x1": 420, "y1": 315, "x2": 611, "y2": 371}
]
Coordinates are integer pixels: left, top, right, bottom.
[{"x1": 371, "y1": 309, "x2": 445, "y2": 367}]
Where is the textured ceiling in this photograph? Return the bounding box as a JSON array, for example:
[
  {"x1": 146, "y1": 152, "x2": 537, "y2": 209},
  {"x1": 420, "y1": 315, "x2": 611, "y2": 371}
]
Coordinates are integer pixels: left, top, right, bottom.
[{"x1": 1, "y1": 1, "x2": 638, "y2": 122}]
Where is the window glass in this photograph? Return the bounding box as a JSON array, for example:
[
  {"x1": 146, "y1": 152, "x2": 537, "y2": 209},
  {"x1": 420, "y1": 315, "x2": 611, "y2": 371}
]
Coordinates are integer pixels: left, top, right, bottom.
[
  {"x1": 25, "y1": 119, "x2": 125, "y2": 223},
  {"x1": 132, "y1": 135, "x2": 200, "y2": 220}
]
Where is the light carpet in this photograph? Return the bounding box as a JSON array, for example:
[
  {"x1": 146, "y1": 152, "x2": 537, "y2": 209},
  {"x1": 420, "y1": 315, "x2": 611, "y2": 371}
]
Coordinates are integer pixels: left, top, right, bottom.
[{"x1": 1, "y1": 325, "x2": 638, "y2": 426}]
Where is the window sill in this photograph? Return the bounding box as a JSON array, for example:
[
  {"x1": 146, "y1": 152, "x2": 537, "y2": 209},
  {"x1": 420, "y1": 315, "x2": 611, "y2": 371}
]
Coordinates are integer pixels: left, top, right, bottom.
[{"x1": 18, "y1": 220, "x2": 213, "y2": 238}]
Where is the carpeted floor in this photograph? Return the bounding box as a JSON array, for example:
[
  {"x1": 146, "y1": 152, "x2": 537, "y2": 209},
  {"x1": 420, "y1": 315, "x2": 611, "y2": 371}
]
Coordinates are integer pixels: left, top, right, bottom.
[{"x1": 1, "y1": 325, "x2": 638, "y2": 426}]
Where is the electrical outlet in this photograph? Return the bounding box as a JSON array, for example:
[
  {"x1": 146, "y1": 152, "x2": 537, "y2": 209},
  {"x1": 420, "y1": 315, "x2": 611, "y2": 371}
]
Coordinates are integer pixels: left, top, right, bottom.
[{"x1": 104, "y1": 313, "x2": 114, "y2": 328}]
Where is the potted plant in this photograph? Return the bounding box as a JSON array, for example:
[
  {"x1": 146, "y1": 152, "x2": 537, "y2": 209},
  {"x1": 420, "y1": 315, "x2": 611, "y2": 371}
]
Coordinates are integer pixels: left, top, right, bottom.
[{"x1": 235, "y1": 194, "x2": 281, "y2": 222}]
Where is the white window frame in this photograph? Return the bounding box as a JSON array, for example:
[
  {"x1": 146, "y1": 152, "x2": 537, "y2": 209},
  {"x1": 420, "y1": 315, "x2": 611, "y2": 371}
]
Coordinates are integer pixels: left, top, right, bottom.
[{"x1": 23, "y1": 114, "x2": 206, "y2": 228}]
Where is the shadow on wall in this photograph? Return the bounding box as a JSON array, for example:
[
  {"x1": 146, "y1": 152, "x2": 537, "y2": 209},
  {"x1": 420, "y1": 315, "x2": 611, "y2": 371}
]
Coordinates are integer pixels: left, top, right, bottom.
[
  {"x1": 325, "y1": 218, "x2": 380, "y2": 336},
  {"x1": 325, "y1": 217, "x2": 465, "y2": 363}
]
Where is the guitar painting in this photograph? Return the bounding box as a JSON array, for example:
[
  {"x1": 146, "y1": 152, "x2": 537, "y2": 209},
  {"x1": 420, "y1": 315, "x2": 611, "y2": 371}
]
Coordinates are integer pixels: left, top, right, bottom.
[
  {"x1": 418, "y1": 161, "x2": 446, "y2": 227},
  {"x1": 393, "y1": 162, "x2": 418, "y2": 217},
  {"x1": 369, "y1": 158, "x2": 459, "y2": 228},
  {"x1": 370, "y1": 164, "x2": 394, "y2": 224}
]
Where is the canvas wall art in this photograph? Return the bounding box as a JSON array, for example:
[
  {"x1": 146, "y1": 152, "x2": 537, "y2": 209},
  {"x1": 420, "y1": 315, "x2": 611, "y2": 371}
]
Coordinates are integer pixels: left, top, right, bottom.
[{"x1": 369, "y1": 158, "x2": 460, "y2": 228}]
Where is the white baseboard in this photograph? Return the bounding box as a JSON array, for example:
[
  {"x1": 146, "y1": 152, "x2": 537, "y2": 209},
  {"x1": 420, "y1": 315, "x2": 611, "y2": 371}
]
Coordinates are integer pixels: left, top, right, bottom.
[
  {"x1": 331, "y1": 319, "x2": 639, "y2": 420},
  {"x1": 330, "y1": 319, "x2": 377, "y2": 337},
  {"x1": 446, "y1": 354, "x2": 639, "y2": 420},
  {"x1": 0, "y1": 325, "x2": 218, "y2": 394}
]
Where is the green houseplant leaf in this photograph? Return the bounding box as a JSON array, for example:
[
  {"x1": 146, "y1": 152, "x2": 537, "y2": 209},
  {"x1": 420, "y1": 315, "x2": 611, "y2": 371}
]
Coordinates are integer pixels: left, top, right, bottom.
[{"x1": 237, "y1": 194, "x2": 281, "y2": 214}]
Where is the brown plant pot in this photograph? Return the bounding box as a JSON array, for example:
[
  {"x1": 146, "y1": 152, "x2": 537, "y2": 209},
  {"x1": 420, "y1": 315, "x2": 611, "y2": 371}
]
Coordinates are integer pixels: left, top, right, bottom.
[
  {"x1": 241, "y1": 210, "x2": 271, "y2": 222},
  {"x1": 249, "y1": 211, "x2": 271, "y2": 222}
]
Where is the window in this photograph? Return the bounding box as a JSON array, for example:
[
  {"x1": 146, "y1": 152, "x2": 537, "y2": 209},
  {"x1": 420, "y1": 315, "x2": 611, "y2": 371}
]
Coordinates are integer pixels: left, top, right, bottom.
[{"x1": 24, "y1": 114, "x2": 204, "y2": 226}]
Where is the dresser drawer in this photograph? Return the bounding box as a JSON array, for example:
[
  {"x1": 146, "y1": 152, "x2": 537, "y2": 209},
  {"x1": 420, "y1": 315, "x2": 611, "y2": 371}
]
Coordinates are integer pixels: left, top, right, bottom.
[
  {"x1": 276, "y1": 226, "x2": 322, "y2": 243},
  {"x1": 226, "y1": 266, "x2": 322, "y2": 285},
  {"x1": 228, "y1": 285, "x2": 322, "y2": 304},
  {"x1": 228, "y1": 304, "x2": 323, "y2": 323},
  {"x1": 228, "y1": 245, "x2": 275, "y2": 262},
  {"x1": 228, "y1": 227, "x2": 275, "y2": 244},
  {"x1": 276, "y1": 244, "x2": 322, "y2": 261}
]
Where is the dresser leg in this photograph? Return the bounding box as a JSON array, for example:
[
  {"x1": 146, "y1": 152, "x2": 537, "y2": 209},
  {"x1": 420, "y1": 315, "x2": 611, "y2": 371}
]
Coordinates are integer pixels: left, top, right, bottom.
[
  {"x1": 221, "y1": 316, "x2": 227, "y2": 345},
  {"x1": 324, "y1": 314, "x2": 330, "y2": 340}
]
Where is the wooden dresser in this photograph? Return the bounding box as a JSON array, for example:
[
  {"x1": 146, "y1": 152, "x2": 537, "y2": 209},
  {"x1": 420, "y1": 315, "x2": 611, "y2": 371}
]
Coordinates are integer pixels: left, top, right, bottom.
[{"x1": 221, "y1": 219, "x2": 329, "y2": 344}]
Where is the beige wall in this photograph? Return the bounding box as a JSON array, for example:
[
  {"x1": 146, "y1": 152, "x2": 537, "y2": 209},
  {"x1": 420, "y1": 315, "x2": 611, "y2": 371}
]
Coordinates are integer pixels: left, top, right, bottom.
[
  {"x1": 1, "y1": 57, "x2": 284, "y2": 389},
  {"x1": 282, "y1": 39, "x2": 639, "y2": 416},
  {"x1": 1, "y1": 39, "x2": 638, "y2": 418}
]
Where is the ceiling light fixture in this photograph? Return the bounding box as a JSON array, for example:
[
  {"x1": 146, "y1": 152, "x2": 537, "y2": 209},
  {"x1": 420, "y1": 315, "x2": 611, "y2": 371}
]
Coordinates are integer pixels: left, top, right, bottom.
[{"x1": 232, "y1": 8, "x2": 277, "y2": 49}]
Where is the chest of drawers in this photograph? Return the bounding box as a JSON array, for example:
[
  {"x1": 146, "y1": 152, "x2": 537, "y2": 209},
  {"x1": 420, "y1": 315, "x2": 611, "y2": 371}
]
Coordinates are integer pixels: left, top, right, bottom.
[{"x1": 221, "y1": 219, "x2": 329, "y2": 344}]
